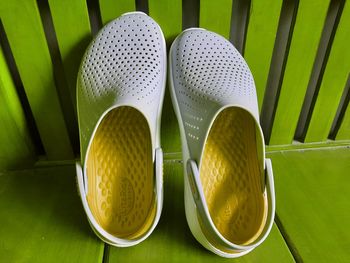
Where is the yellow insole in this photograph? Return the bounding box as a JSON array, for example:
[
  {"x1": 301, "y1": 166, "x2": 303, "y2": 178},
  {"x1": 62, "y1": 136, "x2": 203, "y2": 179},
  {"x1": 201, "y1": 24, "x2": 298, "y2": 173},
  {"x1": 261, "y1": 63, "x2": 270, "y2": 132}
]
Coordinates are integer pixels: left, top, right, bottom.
[
  {"x1": 200, "y1": 107, "x2": 267, "y2": 245},
  {"x1": 86, "y1": 106, "x2": 155, "y2": 239}
]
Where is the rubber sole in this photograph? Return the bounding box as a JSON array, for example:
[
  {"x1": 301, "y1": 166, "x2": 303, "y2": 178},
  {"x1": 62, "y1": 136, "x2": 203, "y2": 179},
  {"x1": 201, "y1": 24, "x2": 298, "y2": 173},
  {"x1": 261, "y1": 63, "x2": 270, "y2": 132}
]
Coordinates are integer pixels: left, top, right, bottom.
[
  {"x1": 199, "y1": 107, "x2": 267, "y2": 245},
  {"x1": 86, "y1": 106, "x2": 155, "y2": 239}
]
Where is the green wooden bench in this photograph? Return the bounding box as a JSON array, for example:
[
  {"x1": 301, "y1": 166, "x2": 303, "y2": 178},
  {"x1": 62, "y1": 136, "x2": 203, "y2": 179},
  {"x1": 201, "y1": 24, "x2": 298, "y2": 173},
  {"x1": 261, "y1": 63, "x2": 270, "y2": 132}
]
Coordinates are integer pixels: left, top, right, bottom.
[{"x1": 0, "y1": 0, "x2": 349, "y2": 262}]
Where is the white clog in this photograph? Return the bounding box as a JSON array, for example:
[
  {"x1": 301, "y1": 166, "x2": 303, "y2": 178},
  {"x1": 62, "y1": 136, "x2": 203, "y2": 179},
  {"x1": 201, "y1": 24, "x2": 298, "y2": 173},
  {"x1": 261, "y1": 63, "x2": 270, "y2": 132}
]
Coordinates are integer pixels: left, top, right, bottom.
[
  {"x1": 169, "y1": 28, "x2": 275, "y2": 257},
  {"x1": 76, "y1": 12, "x2": 166, "y2": 247}
]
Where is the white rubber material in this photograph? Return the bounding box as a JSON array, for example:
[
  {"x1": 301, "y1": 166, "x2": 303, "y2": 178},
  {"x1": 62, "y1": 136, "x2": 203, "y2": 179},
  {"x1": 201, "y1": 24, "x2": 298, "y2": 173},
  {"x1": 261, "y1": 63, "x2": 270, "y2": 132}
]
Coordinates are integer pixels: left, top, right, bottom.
[
  {"x1": 168, "y1": 28, "x2": 275, "y2": 257},
  {"x1": 76, "y1": 12, "x2": 166, "y2": 246},
  {"x1": 186, "y1": 159, "x2": 275, "y2": 252}
]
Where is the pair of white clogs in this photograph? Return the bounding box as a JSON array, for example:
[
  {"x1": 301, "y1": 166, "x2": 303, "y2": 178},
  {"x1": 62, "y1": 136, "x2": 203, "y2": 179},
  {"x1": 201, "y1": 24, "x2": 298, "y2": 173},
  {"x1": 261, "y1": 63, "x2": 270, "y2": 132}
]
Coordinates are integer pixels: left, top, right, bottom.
[{"x1": 75, "y1": 12, "x2": 275, "y2": 258}]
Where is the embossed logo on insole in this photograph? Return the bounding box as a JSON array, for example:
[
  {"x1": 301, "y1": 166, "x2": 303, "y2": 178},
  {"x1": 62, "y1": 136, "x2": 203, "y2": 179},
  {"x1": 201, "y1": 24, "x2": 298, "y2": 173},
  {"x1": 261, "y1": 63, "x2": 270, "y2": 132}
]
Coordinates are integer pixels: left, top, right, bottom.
[
  {"x1": 116, "y1": 177, "x2": 134, "y2": 216},
  {"x1": 221, "y1": 195, "x2": 238, "y2": 223}
]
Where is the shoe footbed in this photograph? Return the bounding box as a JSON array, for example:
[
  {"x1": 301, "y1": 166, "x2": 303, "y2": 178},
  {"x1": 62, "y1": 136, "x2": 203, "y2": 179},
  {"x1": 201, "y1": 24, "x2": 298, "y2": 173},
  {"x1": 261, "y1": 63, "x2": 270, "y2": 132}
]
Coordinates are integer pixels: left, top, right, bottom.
[
  {"x1": 86, "y1": 106, "x2": 155, "y2": 239},
  {"x1": 200, "y1": 107, "x2": 267, "y2": 245}
]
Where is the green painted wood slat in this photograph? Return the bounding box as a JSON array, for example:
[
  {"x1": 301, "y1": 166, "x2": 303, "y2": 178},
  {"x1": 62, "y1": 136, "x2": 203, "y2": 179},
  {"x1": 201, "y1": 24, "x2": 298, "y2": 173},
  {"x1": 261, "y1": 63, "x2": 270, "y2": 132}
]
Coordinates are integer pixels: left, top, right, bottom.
[
  {"x1": 108, "y1": 162, "x2": 295, "y2": 262},
  {"x1": 148, "y1": 0, "x2": 182, "y2": 154},
  {"x1": 268, "y1": 147, "x2": 350, "y2": 262},
  {"x1": 48, "y1": 0, "x2": 92, "y2": 109},
  {"x1": 269, "y1": 0, "x2": 331, "y2": 145},
  {"x1": 244, "y1": 0, "x2": 283, "y2": 110},
  {"x1": 0, "y1": 0, "x2": 73, "y2": 159},
  {"x1": 199, "y1": 0, "x2": 233, "y2": 39},
  {"x1": 47, "y1": 0, "x2": 92, "y2": 154},
  {"x1": 99, "y1": 0, "x2": 135, "y2": 25},
  {"x1": 148, "y1": 0, "x2": 182, "y2": 42},
  {"x1": 0, "y1": 46, "x2": 35, "y2": 170},
  {"x1": 306, "y1": 1, "x2": 350, "y2": 142},
  {"x1": 0, "y1": 165, "x2": 104, "y2": 262},
  {"x1": 159, "y1": 88, "x2": 182, "y2": 154}
]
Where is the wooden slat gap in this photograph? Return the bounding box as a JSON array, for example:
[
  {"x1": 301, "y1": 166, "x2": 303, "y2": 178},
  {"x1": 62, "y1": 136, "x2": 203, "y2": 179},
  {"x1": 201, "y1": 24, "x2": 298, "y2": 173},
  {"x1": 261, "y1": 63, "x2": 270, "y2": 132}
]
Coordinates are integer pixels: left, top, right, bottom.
[
  {"x1": 229, "y1": 0, "x2": 251, "y2": 55},
  {"x1": 274, "y1": 214, "x2": 302, "y2": 263},
  {"x1": 182, "y1": 0, "x2": 199, "y2": 29},
  {"x1": 102, "y1": 244, "x2": 110, "y2": 263},
  {"x1": 135, "y1": 0, "x2": 149, "y2": 14},
  {"x1": 87, "y1": 0, "x2": 103, "y2": 36}
]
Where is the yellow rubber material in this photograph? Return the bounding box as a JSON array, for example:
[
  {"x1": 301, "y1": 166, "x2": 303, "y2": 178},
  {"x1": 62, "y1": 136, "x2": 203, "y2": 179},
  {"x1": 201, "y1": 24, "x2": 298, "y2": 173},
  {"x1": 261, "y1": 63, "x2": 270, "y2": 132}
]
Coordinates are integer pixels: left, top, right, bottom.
[
  {"x1": 200, "y1": 107, "x2": 267, "y2": 245},
  {"x1": 86, "y1": 106, "x2": 155, "y2": 239}
]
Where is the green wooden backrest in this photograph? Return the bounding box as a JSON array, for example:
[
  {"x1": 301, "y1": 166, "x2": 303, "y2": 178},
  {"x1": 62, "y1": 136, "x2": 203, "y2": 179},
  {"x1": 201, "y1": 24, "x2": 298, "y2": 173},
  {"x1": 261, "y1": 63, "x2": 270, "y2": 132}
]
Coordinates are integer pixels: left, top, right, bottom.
[{"x1": 0, "y1": 0, "x2": 349, "y2": 170}]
